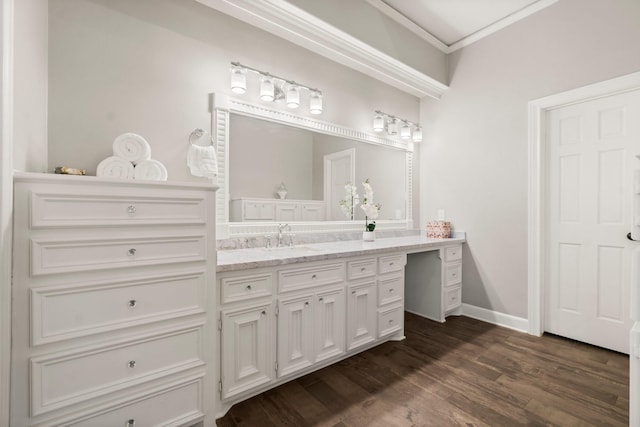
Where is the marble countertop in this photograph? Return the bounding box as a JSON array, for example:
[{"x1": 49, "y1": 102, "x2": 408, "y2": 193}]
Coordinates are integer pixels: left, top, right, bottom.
[{"x1": 217, "y1": 235, "x2": 466, "y2": 272}]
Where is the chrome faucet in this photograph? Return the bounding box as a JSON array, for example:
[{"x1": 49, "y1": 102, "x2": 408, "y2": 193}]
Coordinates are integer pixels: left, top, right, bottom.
[{"x1": 277, "y1": 223, "x2": 291, "y2": 247}]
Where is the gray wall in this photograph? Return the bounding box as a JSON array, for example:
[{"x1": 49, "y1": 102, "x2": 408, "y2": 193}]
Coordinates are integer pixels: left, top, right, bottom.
[
  {"x1": 47, "y1": 0, "x2": 420, "y2": 183},
  {"x1": 420, "y1": 0, "x2": 640, "y2": 318}
]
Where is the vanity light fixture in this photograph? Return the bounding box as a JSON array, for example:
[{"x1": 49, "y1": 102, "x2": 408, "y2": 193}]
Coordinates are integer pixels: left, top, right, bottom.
[
  {"x1": 372, "y1": 110, "x2": 423, "y2": 142},
  {"x1": 230, "y1": 61, "x2": 323, "y2": 114}
]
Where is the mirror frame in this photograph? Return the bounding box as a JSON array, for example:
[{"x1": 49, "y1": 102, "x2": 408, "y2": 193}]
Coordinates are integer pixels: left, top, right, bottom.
[{"x1": 210, "y1": 93, "x2": 414, "y2": 239}]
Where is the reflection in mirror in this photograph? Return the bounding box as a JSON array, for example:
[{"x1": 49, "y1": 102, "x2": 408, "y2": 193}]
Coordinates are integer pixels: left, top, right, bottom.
[{"x1": 229, "y1": 114, "x2": 407, "y2": 222}]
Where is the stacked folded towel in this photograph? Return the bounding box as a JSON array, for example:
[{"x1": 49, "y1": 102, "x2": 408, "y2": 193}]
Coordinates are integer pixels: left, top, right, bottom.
[{"x1": 96, "y1": 133, "x2": 167, "y2": 181}]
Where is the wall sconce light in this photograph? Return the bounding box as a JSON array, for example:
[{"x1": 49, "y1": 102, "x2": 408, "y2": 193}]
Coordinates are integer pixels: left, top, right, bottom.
[
  {"x1": 230, "y1": 61, "x2": 323, "y2": 114},
  {"x1": 372, "y1": 110, "x2": 422, "y2": 142}
]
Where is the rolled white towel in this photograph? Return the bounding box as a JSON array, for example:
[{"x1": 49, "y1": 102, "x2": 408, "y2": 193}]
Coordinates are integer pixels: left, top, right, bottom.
[
  {"x1": 96, "y1": 156, "x2": 135, "y2": 179},
  {"x1": 112, "y1": 133, "x2": 151, "y2": 165},
  {"x1": 134, "y1": 159, "x2": 168, "y2": 181},
  {"x1": 187, "y1": 144, "x2": 218, "y2": 179}
]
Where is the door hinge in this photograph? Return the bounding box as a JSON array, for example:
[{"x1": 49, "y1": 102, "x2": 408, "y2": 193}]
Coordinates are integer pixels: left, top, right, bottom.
[
  {"x1": 218, "y1": 379, "x2": 223, "y2": 393},
  {"x1": 275, "y1": 305, "x2": 279, "y2": 316},
  {"x1": 275, "y1": 361, "x2": 278, "y2": 373},
  {"x1": 218, "y1": 317, "x2": 222, "y2": 331}
]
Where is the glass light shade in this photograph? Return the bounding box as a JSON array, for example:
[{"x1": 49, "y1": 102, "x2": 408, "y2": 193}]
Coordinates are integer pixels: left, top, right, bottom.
[
  {"x1": 286, "y1": 84, "x2": 300, "y2": 108},
  {"x1": 412, "y1": 127, "x2": 423, "y2": 142},
  {"x1": 309, "y1": 91, "x2": 323, "y2": 114},
  {"x1": 260, "y1": 75, "x2": 275, "y2": 101},
  {"x1": 387, "y1": 119, "x2": 398, "y2": 135},
  {"x1": 230, "y1": 67, "x2": 246, "y2": 94},
  {"x1": 400, "y1": 122, "x2": 411, "y2": 139},
  {"x1": 373, "y1": 114, "x2": 385, "y2": 132}
]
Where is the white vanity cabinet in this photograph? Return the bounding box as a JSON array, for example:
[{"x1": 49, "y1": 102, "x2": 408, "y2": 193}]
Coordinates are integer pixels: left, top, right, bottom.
[
  {"x1": 218, "y1": 270, "x2": 275, "y2": 400},
  {"x1": 11, "y1": 173, "x2": 217, "y2": 427},
  {"x1": 277, "y1": 262, "x2": 346, "y2": 378},
  {"x1": 230, "y1": 197, "x2": 324, "y2": 222},
  {"x1": 216, "y1": 252, "x2": 405, "y2": 411}
]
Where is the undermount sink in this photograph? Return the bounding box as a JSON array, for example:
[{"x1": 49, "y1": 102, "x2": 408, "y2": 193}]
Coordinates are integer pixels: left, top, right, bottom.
[{"x1": 260, "y1": 245, "x2": 322, "y2": 253}]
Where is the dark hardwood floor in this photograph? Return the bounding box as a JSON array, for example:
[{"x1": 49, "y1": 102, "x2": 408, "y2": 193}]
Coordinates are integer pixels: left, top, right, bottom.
[{"x1": 216, "y1": 313, "x2": 629, "y2": 426}]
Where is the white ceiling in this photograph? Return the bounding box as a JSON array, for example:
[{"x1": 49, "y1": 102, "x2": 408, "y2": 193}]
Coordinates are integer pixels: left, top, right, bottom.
[{"x1": 367, "y1": 0, "x2": 558, "y2": 52}]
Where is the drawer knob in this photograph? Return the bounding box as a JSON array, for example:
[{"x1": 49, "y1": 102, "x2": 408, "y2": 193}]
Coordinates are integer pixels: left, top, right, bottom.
[
  {"x1": 304, "y1": 301, "x2": 309, "y2": 306},
  {"x1": 389, "y1": 288, "x2": 394, "y2": 293},
  {"x1": 319, "y1": 297, "x2": 324, "y2": 302},
  {"x1": 351, "y1": 290, "x2": 356, "y2": 295},
  {"x1": 127, "y1": 360, "x2": 136, "y2": 368},
  {"x1": 360, "y1": 267, "x2": 366, "y2": 272},
  {"x1": 389, "y1": 319, "x2": 394, "y2": 324},
  {"x1": 261, "y1": 310, "x2": 266, "y2": 316},
  {"x1": 452, "y1": 273, "x2": 457, "y2": 277},
  {"x1": 128, "y1": 299, "x2": 137, "y2": 308},
  {"x1": 127, "y1": 205, "x2": 137, "y2": 215},
  {"x1": 311, "y1": 274, "x2": 317, "y2": 279},
  {"x1": 128, "y1": 248, "x2": 137, "y2": 256},
  {"x1": 389, "y1": 262, "x2": 394, "y2": 266},
  {"x1": 246, "y1": 285, "x2": 252, "y2": 291},
  {"x1": 126, "y1": 420, "x2": 136, "y2": 427}
]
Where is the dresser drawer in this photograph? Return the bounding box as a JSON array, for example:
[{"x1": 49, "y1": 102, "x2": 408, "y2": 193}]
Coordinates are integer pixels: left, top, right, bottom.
[
  {"x1": 31, "y1": 272, "x2": 206, "y2": 345},
  {"x1": 378, "y1": 254, "x2": 406, "y2": 275},
  {"x1": 444, "y1": 285, "x2": 462, "y2": 312},
  {"x1": 347, "y1": 258, "x2": 376, "y2": 280},
  {"x1": 221, "y1": 272, "x2": 274, "y2": 304},
  {"x1": 31, "y1": 325, "x2": 204, "y2": 416},
  {"x1": 377, "y1": 305, "x2": 403, "y2": 338},
  {"x1": 378, "y1": 274, "x2": 403, "y2": 306},
  {"x1": 31, "y1": 234, "x2": 206, "y2": 276},
  {"x1": 444, "y1": 262, "x2": 462, "y2": 286},
  {"x1": 30, "y1": 191, "x2": 207, "y2": 228},
  {"x1": 444, "y1": 245, "x2": 462, "y2": 262},
  {"x1": 278, "y1": 263, "x2": 344, "y2": 293},
  {"x1": 68, "y1": 379, "x2": 203, "y2": 427}
]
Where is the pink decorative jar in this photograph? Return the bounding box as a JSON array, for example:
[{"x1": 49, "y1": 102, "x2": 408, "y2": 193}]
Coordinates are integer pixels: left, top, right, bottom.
[{"x1": 426, "y1": 221, "x2": 451, "y2": 238}]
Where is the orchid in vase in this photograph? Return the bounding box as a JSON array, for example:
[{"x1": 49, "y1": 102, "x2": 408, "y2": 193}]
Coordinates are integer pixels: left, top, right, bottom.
[{"x1": 360, "y1": 179, "x2": 381, "y2": 233}]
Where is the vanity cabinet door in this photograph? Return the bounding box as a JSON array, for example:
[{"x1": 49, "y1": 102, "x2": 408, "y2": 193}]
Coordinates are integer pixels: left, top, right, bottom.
[
  {"x1": 243, "y1": 201, "x2": 275, "y2": 221},
  {"x1": 220, "y1": 303, "x2": 274, "y2": 399},
  {"x1": 346, "y1": 281, "x2": 377, "y2": 351},
  {"x1": 314, "y1": 288, "x2": 346, "y2": 363},
  {"x1": 277, "y1": 296, "x2": 314, "y2": 378}
]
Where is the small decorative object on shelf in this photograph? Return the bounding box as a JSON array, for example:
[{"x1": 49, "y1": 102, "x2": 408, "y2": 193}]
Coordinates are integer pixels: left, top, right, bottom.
[
  {"x1": 360, "y1": 179, "x2": 381, "y2": 241},
  {"x1": 426, "y1": 221, "x2": 451, "y2": 238},
  {"x1": 277, "y1": 182, "x2": 288, "y2": 199},
  {"x1": 54, "y1": 166, "x2": 86, "y2": 176}
]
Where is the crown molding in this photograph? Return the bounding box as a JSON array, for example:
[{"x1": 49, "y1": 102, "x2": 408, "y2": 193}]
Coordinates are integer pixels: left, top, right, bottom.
[
  {"x1": 367, "y1": 0, "x2": 559, "y2": 54},
  {"x1": 195, "y1": 0, "x2": 448, "y2": 99}
]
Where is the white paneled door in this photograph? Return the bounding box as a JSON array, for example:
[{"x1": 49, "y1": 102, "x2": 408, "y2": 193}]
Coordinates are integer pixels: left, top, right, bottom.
[{"x1": 546, "y1": 89, "x2": 640, "y2": 353}]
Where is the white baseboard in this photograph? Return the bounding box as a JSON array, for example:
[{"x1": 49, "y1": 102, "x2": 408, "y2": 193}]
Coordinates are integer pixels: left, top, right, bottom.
[{"x1": 461, "y1": 303, "x2": 529, "y2": 333}]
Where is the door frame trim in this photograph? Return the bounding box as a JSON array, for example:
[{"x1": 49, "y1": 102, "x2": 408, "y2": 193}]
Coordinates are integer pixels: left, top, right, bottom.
[{"x1": 528, "y1": 71, "x2": 640, "y2": 336}]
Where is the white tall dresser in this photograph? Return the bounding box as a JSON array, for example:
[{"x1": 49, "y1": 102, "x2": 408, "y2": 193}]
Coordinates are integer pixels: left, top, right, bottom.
[{"x1": 11, "y1": 173, "x2": 217, "y2": 427}]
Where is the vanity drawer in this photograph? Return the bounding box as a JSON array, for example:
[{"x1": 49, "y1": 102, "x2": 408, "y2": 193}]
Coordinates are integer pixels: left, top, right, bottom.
[
  {"x1": 444, "y1": 245, "x2": 462, "y2": 262},
  {"x1": 444, "y1": 285, "x2": 462, "y2": 312},
  {"x1": 31, "y1": 272, "x2": 206, "y2": 345},
  {"x1": 444, "y1": 262, "x2": 462, "y2": 286},
  {"x1": 220, "y1": 272, "x2": 274, "y2": 304},
  {"x1": 68, "y1": 379, "x2": 203, "y2": 427},
  {"x1": 378, "y1": 274, "x2": 403, "y2": 306},
  {"x1": 31, "y1": 325, "x2": 204, "y2": 416},
  {"x1": 30, "y1": 190, "x2": 207, "y2": 229},
  {"x1": 377, "y1": 305, "x2": 403, "y2": 338},
  {"x1": 347, "y1": 258, "x2": 376, "y2": 280},
  {"x1": 31, "y1": 234, "x2": 206, "y2": 276},
  {"x1": 378, "y1": 254, "x2": 406, "y2": 275},
  {"x1": 278, "y1": 263, "x2": 344, "y2": 293}
]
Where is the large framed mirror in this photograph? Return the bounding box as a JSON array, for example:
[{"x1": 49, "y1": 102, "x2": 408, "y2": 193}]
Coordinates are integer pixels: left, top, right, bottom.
[{"x1": 211, "y1": 94, "x2": 414, "y2": 239}]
